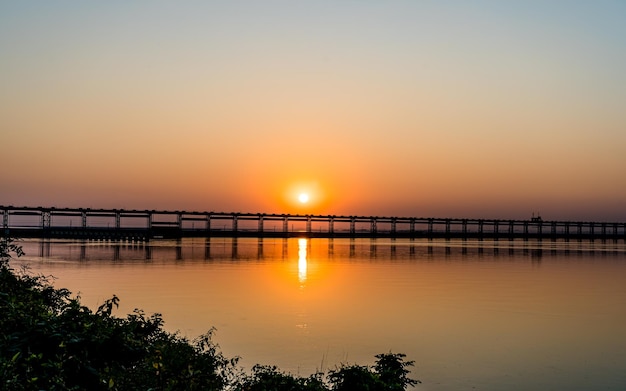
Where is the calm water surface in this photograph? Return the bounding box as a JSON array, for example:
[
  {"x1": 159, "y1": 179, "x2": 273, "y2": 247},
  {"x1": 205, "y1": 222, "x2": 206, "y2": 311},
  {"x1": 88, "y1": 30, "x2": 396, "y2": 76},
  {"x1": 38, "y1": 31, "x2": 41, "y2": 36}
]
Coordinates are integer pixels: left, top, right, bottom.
[{"x1": 13, "y1": 238, "x2": 626, "y2": 390}]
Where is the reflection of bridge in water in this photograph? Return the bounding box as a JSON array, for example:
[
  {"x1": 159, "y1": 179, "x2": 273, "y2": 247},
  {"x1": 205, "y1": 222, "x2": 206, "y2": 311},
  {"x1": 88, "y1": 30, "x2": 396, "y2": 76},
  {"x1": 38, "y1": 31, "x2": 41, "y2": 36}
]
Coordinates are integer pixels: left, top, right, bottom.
[
  {"x1": 3, "y1": 206, "x2": 626, "y2": 241},
  {"x1": 30, "y1": 237, "x2": 626, "y2": 263}
]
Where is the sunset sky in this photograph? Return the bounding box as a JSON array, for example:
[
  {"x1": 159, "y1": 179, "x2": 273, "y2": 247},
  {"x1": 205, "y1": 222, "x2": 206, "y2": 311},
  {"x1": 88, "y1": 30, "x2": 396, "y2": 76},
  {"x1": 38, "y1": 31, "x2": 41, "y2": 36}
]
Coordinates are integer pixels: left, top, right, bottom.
[{"x1": 2, "y1": 1, "x2": 625, "y2": 221}]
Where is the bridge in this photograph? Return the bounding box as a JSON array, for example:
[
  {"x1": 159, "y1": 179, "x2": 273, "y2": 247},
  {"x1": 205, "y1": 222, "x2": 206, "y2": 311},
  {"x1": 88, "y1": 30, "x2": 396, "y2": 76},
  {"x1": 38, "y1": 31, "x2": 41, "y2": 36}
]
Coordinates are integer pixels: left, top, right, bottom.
[{"x1": 2, "y1": 205, "x2": 625, "y2": 241}]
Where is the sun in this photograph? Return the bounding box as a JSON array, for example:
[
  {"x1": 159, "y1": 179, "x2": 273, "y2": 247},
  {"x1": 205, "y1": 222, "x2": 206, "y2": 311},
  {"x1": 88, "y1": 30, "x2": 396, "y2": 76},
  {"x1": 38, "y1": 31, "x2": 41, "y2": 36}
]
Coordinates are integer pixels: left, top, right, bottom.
[{"x1": 298, "y1": 193, "x2": 310, "y2": 204}]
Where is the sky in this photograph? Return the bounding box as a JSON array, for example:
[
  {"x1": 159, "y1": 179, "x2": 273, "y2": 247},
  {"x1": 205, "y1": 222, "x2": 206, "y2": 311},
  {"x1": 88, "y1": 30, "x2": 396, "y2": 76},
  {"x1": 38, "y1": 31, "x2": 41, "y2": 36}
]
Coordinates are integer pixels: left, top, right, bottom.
[{"x1": 1, "y1": 1, "x2": 625, "y2": 221}]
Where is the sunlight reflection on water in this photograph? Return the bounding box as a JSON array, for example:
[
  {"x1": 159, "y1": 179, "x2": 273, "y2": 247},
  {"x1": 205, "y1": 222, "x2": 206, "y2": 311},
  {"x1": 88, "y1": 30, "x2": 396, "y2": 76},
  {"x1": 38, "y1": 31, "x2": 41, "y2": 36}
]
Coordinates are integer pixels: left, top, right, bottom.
[{"x1": 298, "y1": 238, "x2": 307, "y2": 286}]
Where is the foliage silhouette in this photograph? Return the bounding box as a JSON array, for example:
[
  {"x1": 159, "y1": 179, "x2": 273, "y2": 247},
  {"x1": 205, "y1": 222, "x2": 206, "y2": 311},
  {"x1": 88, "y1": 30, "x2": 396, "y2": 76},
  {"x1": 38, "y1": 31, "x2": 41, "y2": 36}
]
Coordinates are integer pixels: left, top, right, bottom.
[{"x1": 1, "y1": 238, "x2": 419, "y2": 390}]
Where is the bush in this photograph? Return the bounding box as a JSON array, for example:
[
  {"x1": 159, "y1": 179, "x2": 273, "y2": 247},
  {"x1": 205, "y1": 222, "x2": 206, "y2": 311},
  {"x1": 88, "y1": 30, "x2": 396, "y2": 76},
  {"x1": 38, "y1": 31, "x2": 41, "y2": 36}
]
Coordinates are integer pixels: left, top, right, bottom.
[{"x1": 1, "y1": 238, "x2": 419, "y2": 390}]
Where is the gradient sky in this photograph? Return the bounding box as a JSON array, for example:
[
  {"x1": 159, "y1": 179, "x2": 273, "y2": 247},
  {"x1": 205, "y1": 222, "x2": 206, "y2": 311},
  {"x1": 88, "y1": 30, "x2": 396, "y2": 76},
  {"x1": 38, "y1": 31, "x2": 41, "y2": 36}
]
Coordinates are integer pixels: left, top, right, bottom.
[{"x1": 2, "y1": 1, "x2": 625, "y2": 220}]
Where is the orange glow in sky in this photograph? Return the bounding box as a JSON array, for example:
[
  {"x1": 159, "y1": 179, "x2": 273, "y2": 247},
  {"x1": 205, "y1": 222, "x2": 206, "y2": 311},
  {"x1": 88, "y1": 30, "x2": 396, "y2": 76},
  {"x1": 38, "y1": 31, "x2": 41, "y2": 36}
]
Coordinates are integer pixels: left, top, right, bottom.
[{"x1": 1, "y1": 2, "x2": 626, "y2": 220}]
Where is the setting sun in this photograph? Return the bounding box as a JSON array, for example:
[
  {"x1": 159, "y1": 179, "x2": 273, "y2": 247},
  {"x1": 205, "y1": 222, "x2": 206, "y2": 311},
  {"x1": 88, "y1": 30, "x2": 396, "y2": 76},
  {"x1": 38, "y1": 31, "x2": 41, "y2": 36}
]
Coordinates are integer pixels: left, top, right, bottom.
[{"x1": 279, "y1": 180, "x2": 328, "y2": 213}]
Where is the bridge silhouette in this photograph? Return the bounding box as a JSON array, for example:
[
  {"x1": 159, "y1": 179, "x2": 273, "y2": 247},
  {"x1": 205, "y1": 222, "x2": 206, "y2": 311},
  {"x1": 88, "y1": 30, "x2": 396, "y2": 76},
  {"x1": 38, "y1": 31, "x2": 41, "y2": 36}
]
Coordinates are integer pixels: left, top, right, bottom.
[{"x1": 2, "y1": 205, "x2": 625, "y2": 241}]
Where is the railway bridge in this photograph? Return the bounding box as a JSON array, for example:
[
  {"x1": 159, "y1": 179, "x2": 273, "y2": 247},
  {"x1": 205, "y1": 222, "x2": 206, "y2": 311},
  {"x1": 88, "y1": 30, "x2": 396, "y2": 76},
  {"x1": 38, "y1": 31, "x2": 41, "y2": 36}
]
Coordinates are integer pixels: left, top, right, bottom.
[{"x1": 2, "y1": 206, "x2": 625, "y2": 241}]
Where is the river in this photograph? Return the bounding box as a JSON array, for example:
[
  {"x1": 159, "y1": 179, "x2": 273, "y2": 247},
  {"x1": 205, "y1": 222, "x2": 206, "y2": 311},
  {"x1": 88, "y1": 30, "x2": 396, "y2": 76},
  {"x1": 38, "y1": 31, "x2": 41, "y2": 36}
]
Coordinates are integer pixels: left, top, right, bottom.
[{"x1": 12, "y1": 237, "x2": 626, "y2": 390}]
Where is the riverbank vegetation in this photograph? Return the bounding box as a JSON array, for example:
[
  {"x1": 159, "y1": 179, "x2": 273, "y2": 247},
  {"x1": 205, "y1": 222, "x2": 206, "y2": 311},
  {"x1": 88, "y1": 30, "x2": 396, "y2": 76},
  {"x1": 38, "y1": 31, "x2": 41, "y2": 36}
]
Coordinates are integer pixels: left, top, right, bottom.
[{"x1": 1, "y1": 238, "x2": 419, "y2": 390}]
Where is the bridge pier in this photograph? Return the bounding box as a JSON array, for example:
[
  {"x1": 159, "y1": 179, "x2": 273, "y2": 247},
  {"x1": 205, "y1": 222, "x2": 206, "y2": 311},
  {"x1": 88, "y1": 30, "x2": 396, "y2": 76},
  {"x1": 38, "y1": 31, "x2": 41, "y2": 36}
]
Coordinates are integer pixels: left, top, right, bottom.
[
  {"x1": 3, "y1": 208, "x2": 9, "y2": 236},
  {"x1": 41, "y1": 211, "x2": 51, "y2": 230},
  {"x1": 148, "y1": 212, "x2": 153, "y2": 230}
]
